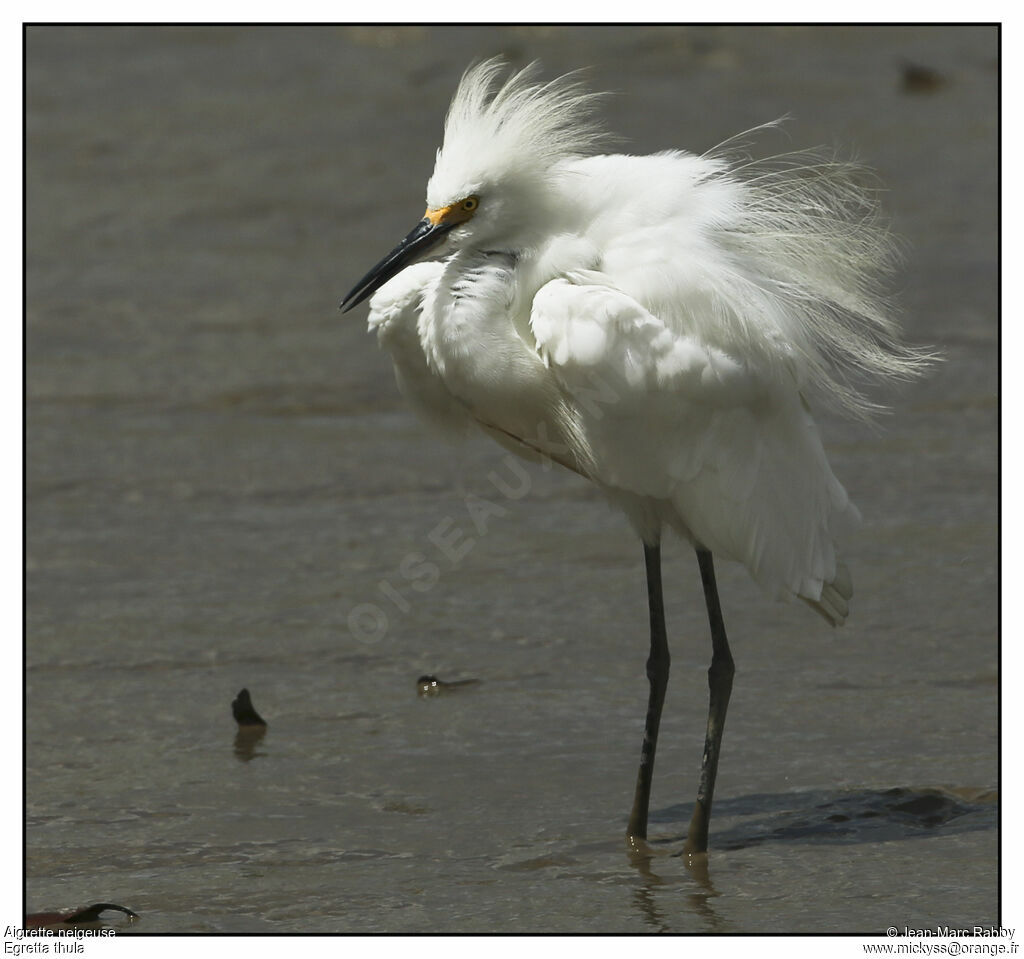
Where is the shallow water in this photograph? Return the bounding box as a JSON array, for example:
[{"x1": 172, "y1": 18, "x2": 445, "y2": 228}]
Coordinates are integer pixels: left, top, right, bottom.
[{"x1": 26, "y1": 25, "x2": 997, "y2": 933}]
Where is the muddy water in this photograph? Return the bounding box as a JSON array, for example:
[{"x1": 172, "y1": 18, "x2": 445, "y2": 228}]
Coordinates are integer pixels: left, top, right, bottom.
[{"x1": 26, "y1": 25, "x2": 996, "y2": 933}]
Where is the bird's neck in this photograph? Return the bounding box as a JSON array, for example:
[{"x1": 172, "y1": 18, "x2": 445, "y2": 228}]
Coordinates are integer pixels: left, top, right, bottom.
[
  {"x1": 424, "y1": 249, "x2": 525, "y2": 360},
  {"x1": 418, "y1": 247, "x2": 573, "y2": 449}
]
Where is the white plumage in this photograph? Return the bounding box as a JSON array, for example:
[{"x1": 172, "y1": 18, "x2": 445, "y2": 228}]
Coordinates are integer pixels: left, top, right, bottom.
[{"x1": 343, "y1": 59, "x2": 927, "y2": 850}]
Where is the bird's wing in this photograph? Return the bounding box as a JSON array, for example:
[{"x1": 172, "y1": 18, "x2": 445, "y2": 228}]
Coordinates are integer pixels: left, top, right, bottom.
[
  {"x1": 562, "y1": 150, "x2": 927, "y2": 422},
  {"x1": 530, "y1": 275, "x2": 859, "y2": 619},
  {"x1": 367, "y1": 261, "x2": 475, "y2": 435}
]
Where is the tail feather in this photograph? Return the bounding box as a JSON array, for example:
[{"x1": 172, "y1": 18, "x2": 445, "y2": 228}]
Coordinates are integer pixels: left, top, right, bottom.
[{"x1": 801, "y1": 561, "x2": 853, "y2": 627}]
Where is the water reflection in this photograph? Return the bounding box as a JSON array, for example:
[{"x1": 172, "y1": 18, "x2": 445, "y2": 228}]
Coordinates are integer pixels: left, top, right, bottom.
[
  {"x1": 618, "y1": 784, "x2": 997, "y2": 932},
  {"x1": 626, "y1": 836, "x2": 725, "y2": 933},
  {"x1": 233, "y1": 725, "x2": 267, "y2": 762}
]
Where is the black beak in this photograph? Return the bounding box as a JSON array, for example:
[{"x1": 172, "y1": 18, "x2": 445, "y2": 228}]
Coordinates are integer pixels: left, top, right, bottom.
[{"x1": 340, "y1": 217, "x2": 454, "y2": 313}]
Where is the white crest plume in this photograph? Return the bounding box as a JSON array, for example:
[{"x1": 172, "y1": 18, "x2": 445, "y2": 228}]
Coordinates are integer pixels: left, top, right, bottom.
[{"x1": 427, "y1": 58, "x2": 610, "y2": 209}]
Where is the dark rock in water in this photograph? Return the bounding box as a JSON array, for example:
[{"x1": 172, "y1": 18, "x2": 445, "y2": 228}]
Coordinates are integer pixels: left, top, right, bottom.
[{"x1": 706, "y1": 785, "x2": 997, "y2": 851}]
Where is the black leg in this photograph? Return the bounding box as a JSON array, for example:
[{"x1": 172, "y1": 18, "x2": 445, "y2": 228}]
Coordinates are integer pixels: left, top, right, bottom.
[
  {"x1": 627, "y1": 542, "x2": 670, "y2": 841},
  {"x1": 684, "y1": 548, "x2": 735, "y2": 855}
]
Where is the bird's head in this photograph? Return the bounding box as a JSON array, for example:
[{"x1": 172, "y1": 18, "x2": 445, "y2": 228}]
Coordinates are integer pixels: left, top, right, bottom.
[{"x1": 341, "y1": 58, "x2": 608, "y2": 312}]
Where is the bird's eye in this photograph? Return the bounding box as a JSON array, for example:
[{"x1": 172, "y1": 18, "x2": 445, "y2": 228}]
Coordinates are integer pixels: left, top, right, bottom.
[{"x1": 462, "y1": 196, "x2": 479, "y2": 212}]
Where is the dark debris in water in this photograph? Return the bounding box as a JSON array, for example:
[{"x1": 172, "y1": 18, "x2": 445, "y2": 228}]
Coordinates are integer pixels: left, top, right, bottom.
[
  {"x1": 900, "y1": 61, "x2": 947, "y2": 94},
  {"x1": 232, "y1": 688, "x2": 268, "y2": 761},
  {"x1": 24, "y1": 903, "x2": 139, "y2": 928},
  {"x1": 416, "y1": 674, "x2": 480, "y2": 698},
  {"x1": 232, "y1": 688, "x2": 267, "y2": 727}
]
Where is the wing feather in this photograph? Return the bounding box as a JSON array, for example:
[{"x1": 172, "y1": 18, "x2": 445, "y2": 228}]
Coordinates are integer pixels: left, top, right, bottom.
[{"x1": 530, "y1": 275, "x2": 859, "y2": 619}]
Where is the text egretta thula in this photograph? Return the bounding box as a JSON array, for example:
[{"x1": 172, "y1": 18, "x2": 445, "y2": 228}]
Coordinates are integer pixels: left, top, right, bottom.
[{"x1": 341, "y1": 59, "x2": 928, "y2": 853}]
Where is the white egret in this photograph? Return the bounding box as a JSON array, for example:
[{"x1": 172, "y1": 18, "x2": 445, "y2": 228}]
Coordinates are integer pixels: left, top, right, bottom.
[{"x1": 340, "y1": 59, "x2": 927, "y2": 853}]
